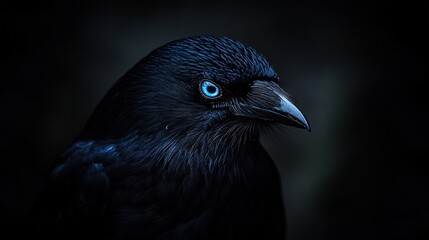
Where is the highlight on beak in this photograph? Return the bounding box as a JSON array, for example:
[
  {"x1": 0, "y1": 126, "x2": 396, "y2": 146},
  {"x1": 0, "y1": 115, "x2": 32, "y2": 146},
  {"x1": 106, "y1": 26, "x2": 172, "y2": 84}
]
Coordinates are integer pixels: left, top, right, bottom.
[{"x1": 228, "y1": 80, "x2": 311, "y2": 131}]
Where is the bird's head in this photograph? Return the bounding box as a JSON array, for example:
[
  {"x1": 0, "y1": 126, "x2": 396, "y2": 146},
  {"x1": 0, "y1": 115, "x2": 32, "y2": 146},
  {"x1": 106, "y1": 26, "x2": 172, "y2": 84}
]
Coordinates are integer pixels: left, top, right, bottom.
[{"x1": 81, "y1": 36, "x2": 310, "y2": 145}]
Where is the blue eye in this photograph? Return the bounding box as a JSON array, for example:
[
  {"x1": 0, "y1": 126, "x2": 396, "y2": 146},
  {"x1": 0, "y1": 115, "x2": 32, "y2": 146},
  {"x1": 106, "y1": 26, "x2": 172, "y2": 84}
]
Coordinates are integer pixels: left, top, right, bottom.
[{"x1": 200, "y1": 80, "x2": 221, "y2": 99}]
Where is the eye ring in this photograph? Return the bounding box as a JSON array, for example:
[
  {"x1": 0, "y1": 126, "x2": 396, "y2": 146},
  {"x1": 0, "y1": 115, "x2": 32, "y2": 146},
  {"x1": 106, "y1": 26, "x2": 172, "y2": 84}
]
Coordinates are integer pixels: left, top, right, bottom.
[{"x1": 200, "y1": 80, "x2": 222, "y2": 99}]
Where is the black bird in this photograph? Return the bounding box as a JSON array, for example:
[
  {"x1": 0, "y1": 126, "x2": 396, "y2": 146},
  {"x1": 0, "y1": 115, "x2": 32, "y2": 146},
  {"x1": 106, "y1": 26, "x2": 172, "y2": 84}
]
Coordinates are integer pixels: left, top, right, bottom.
[{"x1": 34, "y1": 36, "x2": 310, "y2": 240}]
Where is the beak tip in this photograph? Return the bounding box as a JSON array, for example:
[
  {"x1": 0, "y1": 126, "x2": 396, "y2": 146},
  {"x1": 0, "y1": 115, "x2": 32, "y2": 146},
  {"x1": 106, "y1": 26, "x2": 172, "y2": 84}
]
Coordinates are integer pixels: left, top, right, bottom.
[
  {"x1": 298, "y1": 117, "x2": 311, "y2": 132},
  {"x1": 289, "y1": 109, "x2": 311, "y2": 132},
  {"x1": 303, "y1": 117, "x2": 311, "y2": 132},
  {"x1": 306, "y1": 123, "x2": 311, "y2": 132}
]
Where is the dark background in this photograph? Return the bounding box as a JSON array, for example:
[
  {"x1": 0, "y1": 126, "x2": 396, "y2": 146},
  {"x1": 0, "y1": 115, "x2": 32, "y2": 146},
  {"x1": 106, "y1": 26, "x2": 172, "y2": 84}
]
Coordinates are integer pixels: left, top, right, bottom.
[{"x1": 1, "y1": 1, "x2": 428, "y2": 239}]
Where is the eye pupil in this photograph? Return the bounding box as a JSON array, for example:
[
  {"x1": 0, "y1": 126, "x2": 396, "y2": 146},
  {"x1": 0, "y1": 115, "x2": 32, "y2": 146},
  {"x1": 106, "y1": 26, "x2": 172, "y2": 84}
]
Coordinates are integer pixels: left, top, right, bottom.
[{"x1": 207, "y1": 86, "x2": 216, "y2": 93}]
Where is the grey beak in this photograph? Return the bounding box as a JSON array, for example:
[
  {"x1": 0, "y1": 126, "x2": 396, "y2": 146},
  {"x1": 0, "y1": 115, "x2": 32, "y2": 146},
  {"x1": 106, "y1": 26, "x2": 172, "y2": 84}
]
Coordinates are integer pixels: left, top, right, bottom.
[{"x1": 228, "y1": 80, "x2": 311, "y2": 131}]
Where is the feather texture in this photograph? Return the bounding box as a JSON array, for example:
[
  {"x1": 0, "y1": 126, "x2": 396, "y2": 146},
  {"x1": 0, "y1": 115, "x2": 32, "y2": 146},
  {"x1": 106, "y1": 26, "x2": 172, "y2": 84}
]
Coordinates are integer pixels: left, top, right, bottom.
[{"x1": 34, "y1": 36, "x2": 291, "y2": 240}]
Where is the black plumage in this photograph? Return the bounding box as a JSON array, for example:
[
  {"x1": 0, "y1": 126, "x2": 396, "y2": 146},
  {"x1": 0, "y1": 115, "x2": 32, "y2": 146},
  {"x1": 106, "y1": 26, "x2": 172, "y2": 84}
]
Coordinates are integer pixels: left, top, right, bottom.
[{"x1": 34, "y1": 36, "x2": 310, "y2": 240}]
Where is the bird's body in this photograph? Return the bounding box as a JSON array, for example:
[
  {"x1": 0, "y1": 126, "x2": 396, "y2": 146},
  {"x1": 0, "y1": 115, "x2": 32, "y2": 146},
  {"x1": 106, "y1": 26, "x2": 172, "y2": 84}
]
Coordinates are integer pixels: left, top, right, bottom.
[{"x1": 34, "y1": 36, "x2": 309, "y2": 239}]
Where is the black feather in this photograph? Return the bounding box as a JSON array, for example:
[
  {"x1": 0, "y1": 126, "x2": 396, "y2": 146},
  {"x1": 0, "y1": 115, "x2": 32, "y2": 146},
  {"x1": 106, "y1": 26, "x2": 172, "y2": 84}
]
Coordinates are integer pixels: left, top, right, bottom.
[{"x1": 34, "y1": 36, "x2": 289, "y2": 240}]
